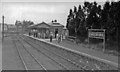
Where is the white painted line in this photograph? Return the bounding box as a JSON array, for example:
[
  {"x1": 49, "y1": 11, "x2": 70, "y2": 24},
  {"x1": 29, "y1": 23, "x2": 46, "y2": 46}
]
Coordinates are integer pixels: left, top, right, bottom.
[{"x1": 24, "y1": 34, "x2": 118, "y2": 67}]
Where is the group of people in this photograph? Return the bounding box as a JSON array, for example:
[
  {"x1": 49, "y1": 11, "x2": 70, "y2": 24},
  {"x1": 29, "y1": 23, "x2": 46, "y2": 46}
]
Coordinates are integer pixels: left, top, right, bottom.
[
  {"x1": 50, "y1": 32, "x2": 63, "y2": 43},
  {"x1": 29, "y1": 32, "x2": 63, "y2": 43},
  {"x1": 29, "y1": 32, "x2": 47, "y2": 39},
  {"x1": 56, "y1": 33, "x2": 63, "y2": 43},
  {"x1": 38, "y1": 33, "x2": 46, "y2": 39}
]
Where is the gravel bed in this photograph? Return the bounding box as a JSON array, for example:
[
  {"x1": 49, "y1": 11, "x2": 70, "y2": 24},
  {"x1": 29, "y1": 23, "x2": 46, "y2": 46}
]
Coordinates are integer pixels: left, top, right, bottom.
[
  {"x1": 38, "y1": 41, "x2": 115, "y2": 70},
  {"x1": 23, "y1": 36, "x2": 84, "y2": 70}
]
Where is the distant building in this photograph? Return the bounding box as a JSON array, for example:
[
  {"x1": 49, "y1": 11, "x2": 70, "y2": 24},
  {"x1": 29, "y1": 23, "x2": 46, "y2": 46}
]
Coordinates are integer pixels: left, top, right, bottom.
[
  {"x1": 0, "y1": 23, "x2": 8, "y2": 32},
  {"x1": 4, "y1": 24, "x2": 8, "y2": 31},
  {"x1": 7, "y1": 24, "x2": 16, "y2": 32},
  {"x1": 15, "y1": 21, "x2": 23, "y2": 33},
  {"x1": 28, "y1": 21, "x2": 64, "y2": 38}
]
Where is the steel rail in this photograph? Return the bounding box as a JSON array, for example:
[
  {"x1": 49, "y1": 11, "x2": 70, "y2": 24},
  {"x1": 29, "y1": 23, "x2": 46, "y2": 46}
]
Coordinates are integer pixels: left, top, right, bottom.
[
  {"x1": 24, "y1": 35, "x2": 118, "y2": 70},
  {"x1": 20, "y1": 35, "x2": 86, "y2": 70},
  {"x1": 16, "y1": 36, "x2": 47, "y2": 71},
  {"x1": 12, "y1": 37, "x2": 28, "y2": 71},
  {"x1": 24, "y1": 35, "x2": 104, "y2": 70},
  {"x1": 19, "y1": 36, "x2": 69, "y2": 70},
  {"x1": 25, "y1": 36, "x2": 87, "y2": 70}
]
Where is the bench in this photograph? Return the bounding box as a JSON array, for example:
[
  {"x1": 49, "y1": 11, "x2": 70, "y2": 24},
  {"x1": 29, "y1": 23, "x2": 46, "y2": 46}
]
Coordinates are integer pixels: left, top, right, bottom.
[{"x1": 66, "y1": 36, "x2": 76, "y2": 43}]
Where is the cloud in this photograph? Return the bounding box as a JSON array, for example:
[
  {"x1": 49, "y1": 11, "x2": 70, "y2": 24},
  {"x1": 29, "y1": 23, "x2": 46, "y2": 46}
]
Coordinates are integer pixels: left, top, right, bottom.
[
  {"x1": 1, "y1": 3, "x2": 68, "y2": 24},
  {"x1": 22, "y1": 5, "x2": 66, "y2": 14},
  {"x1": 1, "y1": 0, "x2": 109, "y2": 2}
]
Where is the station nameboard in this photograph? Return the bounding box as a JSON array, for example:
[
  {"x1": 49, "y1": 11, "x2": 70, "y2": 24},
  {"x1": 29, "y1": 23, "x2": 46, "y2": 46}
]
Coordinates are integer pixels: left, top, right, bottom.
[
  {"x1": 88, "y1": 29, "x2": 105, "y2": 39},
  {"x1": 88, "y1": 29, "x2": 106, "y2": 51}
]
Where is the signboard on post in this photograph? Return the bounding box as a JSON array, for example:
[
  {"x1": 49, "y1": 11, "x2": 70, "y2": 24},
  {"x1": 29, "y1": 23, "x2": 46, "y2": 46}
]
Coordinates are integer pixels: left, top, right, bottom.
[{"x1": 88, "y1": 29, "x2": 105, "y2": 51}]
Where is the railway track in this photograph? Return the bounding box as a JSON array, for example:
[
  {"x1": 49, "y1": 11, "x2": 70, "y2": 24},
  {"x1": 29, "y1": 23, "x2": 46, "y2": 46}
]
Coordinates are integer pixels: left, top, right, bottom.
[
  {"x1": 21, "y1": 35, "x2": 95, "y2": 70},
  {"x1": 12, "y1": 34, "x2": 74, "y2": 70},
  {"x1": 19, "y1": 35, "x2": 86, "y2": 70},
  {"x1": 22, "y1": 35, "x2": 118, "y2": 70},
  {"x1": 18, "y1": 37, "x2": 68, "y2": 70},
  {"x1": 12, "y1": 36, "x2": 47, "y2": 71},
  {"x1": 12, "y1": 37, "x2": 28, "y2": 71}
]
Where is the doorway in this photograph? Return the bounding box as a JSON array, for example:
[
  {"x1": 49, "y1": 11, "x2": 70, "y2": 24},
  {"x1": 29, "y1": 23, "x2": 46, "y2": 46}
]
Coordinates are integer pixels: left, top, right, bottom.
[{"x1": 55, "y1": 29, "x2": 58, "y2": 38}]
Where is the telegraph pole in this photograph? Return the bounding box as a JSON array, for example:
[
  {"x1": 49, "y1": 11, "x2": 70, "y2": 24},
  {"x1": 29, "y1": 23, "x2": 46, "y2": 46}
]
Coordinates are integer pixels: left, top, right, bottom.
[
  {"x1": 2, "y1": 16, "x2": 4, "y2": 41},
  {"x1": 117, "y1": 23, "x2": 119, "y2": 55}
]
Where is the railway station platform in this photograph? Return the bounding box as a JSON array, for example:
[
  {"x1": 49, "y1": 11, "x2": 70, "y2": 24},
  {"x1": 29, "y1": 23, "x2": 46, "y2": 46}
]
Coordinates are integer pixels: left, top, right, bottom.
[{"x1": 24, "y1": 34, "x2": 118, "y2": 68}]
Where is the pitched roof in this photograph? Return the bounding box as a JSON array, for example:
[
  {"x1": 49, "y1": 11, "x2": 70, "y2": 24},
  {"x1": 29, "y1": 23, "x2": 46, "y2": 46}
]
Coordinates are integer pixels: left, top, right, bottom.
[
  {"x1": 28, "y1": 21, "x2": 64, "y2": 28},
  {"x1": 36, "y1": 22, "x2": 50, "y2": 26},
  {"x1": 48, "y1": 22, "x2": 64, "y2": 27},
  {"x1": 36, "y1": 22, "x2": 50, "y2": 28},
  {"x1": 28, "y1": 22, "x2": 50, "y2": 28}
]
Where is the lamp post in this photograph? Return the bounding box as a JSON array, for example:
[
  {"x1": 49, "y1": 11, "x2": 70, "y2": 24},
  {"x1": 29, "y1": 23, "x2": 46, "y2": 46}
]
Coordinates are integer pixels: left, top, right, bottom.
[
  {"x1": 116, "y1": 22, "x2": 119, "y2": 54},
  {"x1": 2, "y1": 16, "x2": 4, "y2": 41}
]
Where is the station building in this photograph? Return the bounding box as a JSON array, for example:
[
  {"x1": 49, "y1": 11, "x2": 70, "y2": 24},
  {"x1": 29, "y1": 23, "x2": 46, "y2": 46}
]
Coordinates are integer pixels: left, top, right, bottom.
[
  {"x1": 15, "y1": 21, "x2": 23, "y2": 33},
  {"x1": 28, "y1": 21, "x2": 65, "y2": 38}
]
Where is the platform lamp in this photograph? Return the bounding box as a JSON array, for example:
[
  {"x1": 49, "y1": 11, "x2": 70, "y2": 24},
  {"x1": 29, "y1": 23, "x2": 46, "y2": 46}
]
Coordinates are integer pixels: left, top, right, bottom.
[{"x1": 2, "y1": 15, "x2": 5, "y2": 42}]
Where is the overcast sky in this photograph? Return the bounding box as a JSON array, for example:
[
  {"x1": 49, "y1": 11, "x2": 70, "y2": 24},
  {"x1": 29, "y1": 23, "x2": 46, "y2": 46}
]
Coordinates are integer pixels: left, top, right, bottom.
[{"x1": 0, "y1": 0, "x2": 118, "y2": 26}]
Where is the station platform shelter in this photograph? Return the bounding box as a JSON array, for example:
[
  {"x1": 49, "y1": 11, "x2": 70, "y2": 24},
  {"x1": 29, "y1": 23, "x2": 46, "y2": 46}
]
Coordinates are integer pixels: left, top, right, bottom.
[{"x1": 28, "y1": 21, "x2": 67, "y2": 39}]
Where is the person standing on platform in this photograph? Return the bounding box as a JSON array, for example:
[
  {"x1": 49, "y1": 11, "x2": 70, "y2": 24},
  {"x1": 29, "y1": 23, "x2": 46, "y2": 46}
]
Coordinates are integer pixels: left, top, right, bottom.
[
  {"x1": 61, "y1": 34, "x2": 63, "y2": 42},
  {"x1": 56, "y1": 33, "x2": 58, "y2": 41},
  {"x1": 43, "y1": 33, "x2": 45, "y2": 39},
  {"x1": 38, "y1": 33, "x2": 41, "y2": 38},
  {"x1": 29, "y1": 32, "x2": 31, "y2": 36},
  {"x1": 36, "y1": 33, "x2": 38, "y2": 38},
  {"x1": 50, "y1": 32, "x2": 53, "y2": 42},
  {"x1": 34, "y1": 33, "x2": 35, "y2": 37},
  {"x1": 58, "y1": 34, "x2": 61, "y2": 43}
]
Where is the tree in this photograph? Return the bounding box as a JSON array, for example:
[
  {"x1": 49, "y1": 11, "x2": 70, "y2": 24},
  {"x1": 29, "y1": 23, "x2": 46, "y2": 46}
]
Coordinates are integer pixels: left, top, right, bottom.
[
  {"x1": 73, "y1": 6, "x2": 78, "y2": 37},
  {"x1": 85, "y1": 1, "x2": 102, "y2": 29},
  {"x1": 66, "y1": 9, "x2": 75, "y2": 36},
  {"x1": 15, "y1": 20, "x2": 22, "y2": 26},
  {"x1": 83, "y1": 1, "x2": 93, "y2": 29},
  {"x1": 108, "y1": 1, "x2": 120, "y2": 41},
  {"x1": 22, "y1": 20, "x2": 34, "y2": 28},
  {"x1": 20, "y1": 20, "x2": 34, "y2": 33},
  {"x1": 101, "y1": 1, "x2": 110, "y2": 29},
  {"x1": 77, "y1": 5, "x2": 87, "y2": 38},
  {"x1": 66, "y1": 1, "x2": 120, "y2": 51}
]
